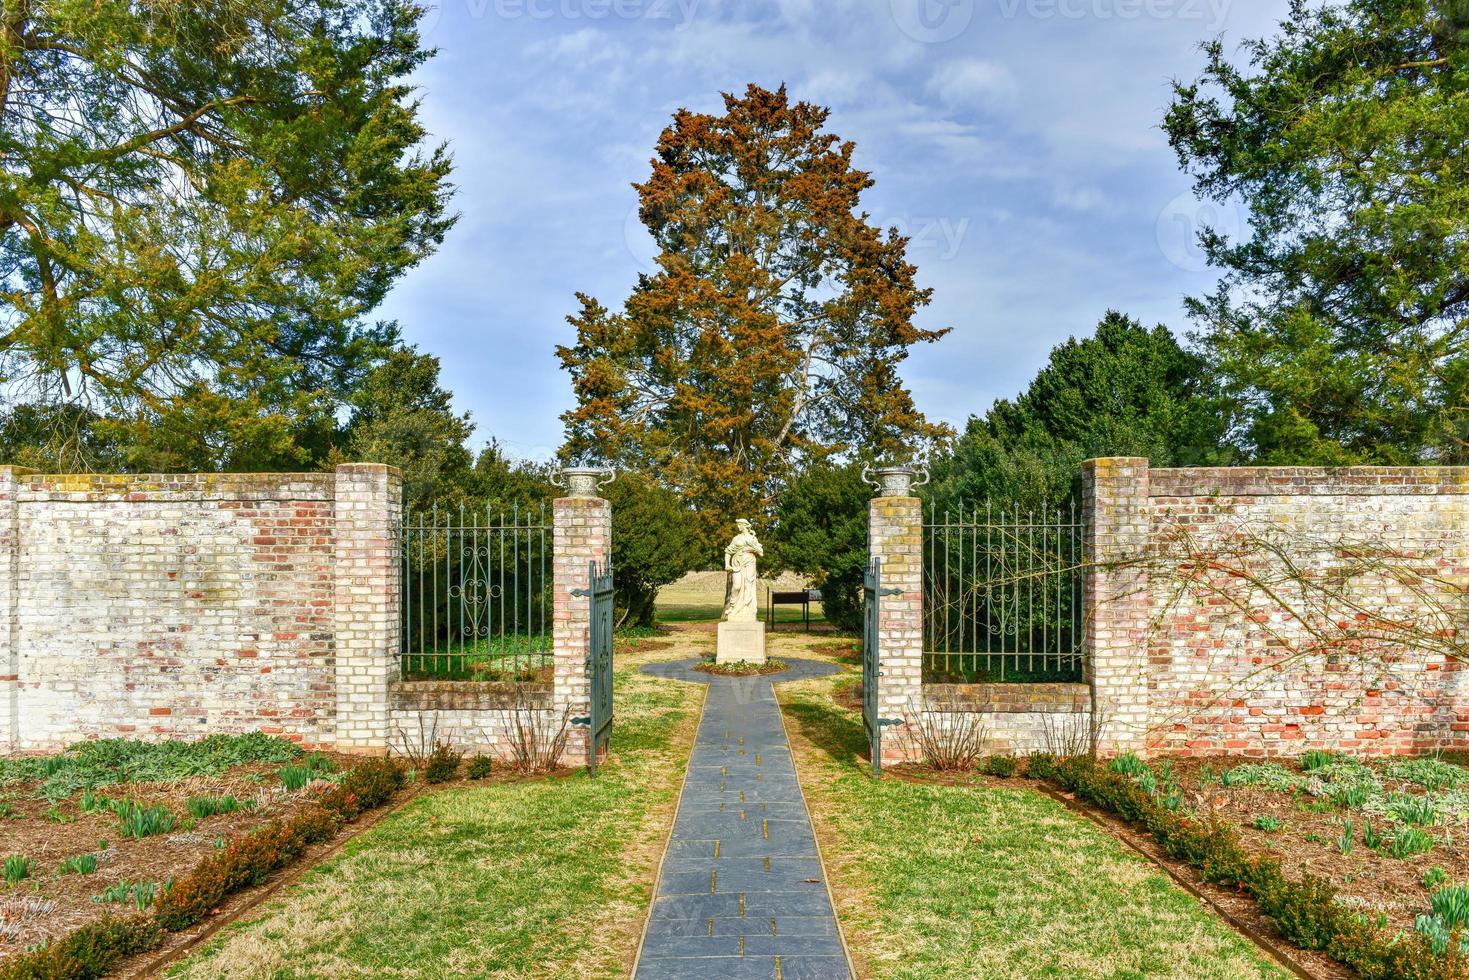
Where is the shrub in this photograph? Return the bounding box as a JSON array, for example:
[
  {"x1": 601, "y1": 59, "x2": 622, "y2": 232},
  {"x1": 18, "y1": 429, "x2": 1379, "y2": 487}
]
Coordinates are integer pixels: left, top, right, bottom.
[
  {"x1": 110, "y1": 800, "x2": 176, "y2": 839},
  {"x1": 467, "y1": 756, "x2": 493, "y2": 780},
  {"x1": 982, "y1": 755, "x2": 1018, "y2": 778},
  {"x1": 318, "y1": 757, "x2": 406, "y2": 819},
  {"x1": 0, "y1": 913, "x2": 161, "y2": 980},
  {"x1": 57, "y1": 854, "x2": 98, "y2": 876},
  {"x1": 3, "y1": 855, "x2": 31, "y2": 883},
  {"x1": 424, "y1": 742, "x2": 462, "y2": 784},
  {"x1": 899, "y1": 698, "x2": 986, "y2": 772},
  {"x1": 1023, "y1": 752, "x2": 1056, "y2": 781}
]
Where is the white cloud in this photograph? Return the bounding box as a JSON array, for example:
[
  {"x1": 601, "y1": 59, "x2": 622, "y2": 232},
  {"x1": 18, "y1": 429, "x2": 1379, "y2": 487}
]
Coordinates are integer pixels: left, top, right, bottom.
[{"x1": 926, "y1": 58, "x2": 1018, "y2": 109}]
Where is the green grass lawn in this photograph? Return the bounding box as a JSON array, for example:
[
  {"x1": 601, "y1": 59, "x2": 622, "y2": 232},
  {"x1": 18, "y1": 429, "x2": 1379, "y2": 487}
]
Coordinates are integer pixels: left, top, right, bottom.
[
  {"x1": 168, "y1": 641, "x2": 704, "y2": 980},
  {"x1": 776, "y1": 659, "x2": 1290, "y2": 980}
]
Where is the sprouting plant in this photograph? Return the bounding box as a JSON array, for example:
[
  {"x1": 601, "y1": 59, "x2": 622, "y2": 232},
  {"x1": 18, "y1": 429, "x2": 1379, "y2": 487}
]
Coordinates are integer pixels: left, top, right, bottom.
[
  {"x1": 92, "y1": 879, "x2": 161, "y2": 909},
  {"x1": 279, "y1": 752, "x2": 337, "y2": 792},
  {"x1": 1331, "y1": 783, "x2": 1372, "y2": 810},
  {"x1": 1388, "y1": 793, "x2": 1439, "y2": 827},
  {"x1": 186, "y1": 795, "x2": 242, "y2": 820},
  {"x1": 57, "y1": 854, "x2": 98, "y2": 876},
  {"x1": 1363, "y1": 820, "x2": 1386, "y2": 850},
  {"x1": 1432, "y1": 884, "x2": 1469, "y2": 929},
  {"x1": 1384, "y1": 756, "x2": 1469, "y2": 792},
  {"x1": 1253, "y1": 815, "x2": 1284, "y2": 832},
  {"x1": 110, "y1": 800, "x2": 177, "y2": 839},
  {"x1": 1424, "y1": 867, "x2": 1449, "y2": 890},
  {"x1": 97, "y1": 839, "x2": 108, "y2": 852},
  {"x1": 3, "y1": 855, "x2": 32, "y2": 883},
  {"x1": 1390, "y1": 827, "x2": 1436, "y2": 859},
  {"x1": 1299, "y1": 797, "x2": 1337, "y2": 814},
  {"x1": 1300, "y1": 750, "x2": 1337, "y2": 773},
  {"x1": 1305, "y1": 832, "x2": 1323, "y2": 845},
  {"x1": 467, "y1": 756, "x2": 492, "y2": 780},
  {"x1": 1338, "y1": 818, "x2": 1355, "y2": 855},
  {"x1": 45, "y1": 805, "x2": 74, "y2": 824},
  {"x1": 1109, "y1": 753, "x2": 1150, "y2": 778},
  {"x1": 1220, "y1": 763, "x2": 1303, "y2": 793}
]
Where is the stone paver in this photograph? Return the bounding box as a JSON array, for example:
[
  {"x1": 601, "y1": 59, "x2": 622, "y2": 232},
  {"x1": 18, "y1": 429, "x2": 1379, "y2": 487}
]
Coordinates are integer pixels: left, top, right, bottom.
[{"x1": 635, "y1": 657, "x2": 851, "y2": 980}]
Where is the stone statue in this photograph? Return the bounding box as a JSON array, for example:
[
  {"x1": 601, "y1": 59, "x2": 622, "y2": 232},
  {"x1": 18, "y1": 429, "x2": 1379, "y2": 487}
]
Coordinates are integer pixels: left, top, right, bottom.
[
  {"x1": 722, "y1": 518, "x2": 763, "y2": 623},
  {"x1": 716, "y1": 518, "x2": 767, "y2": 664}
]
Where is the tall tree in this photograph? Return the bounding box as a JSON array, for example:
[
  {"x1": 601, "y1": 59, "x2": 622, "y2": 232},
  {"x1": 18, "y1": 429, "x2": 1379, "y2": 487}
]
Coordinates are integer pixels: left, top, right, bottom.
[
  {"x1": 0, "y1": 0, "x2": 454, "y2": 468},
  {"x1": 558, "y1": 84, "x2": 947, "y2": 540},
  {"x1": 605, "y1": 473, "x2": 704, "y2": 628},
  {"x1": 928, "y1": 312, "x2": 1231, "y2": 510},
  {"x1": 1165, "y1": 0, "x2": 1468, "y2": 463},
  {"x1": 768, "y1": 461, "x2": 868, "y2": 633}
]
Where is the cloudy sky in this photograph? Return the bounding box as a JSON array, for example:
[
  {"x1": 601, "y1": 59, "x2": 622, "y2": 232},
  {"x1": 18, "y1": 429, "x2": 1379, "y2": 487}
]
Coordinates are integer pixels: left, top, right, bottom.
[{"x1": 381, "y1": 0, "x2": 1292, "y2": 460}]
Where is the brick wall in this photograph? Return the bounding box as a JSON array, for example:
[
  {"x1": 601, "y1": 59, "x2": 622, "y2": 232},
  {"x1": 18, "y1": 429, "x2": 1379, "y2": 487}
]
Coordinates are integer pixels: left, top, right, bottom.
[
  {"x1": 0, "y1": 466, "x2": 399, "y2": 752},
  {"x1": 869, "y1": 496, "x2": 923, "y2": 765},
  {"x1": 924, "y1": 683, "x2": 1092, "y2": 754},
  {"x1": 1090, "y1": 461, "x2": 1469, "y2": 758}
]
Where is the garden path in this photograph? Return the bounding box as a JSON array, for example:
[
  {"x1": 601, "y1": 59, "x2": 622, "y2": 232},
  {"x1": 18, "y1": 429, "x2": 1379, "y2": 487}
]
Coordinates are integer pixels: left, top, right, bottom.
[{"x1": 634, "y1": 657, "x2": 852, "y2": 980}]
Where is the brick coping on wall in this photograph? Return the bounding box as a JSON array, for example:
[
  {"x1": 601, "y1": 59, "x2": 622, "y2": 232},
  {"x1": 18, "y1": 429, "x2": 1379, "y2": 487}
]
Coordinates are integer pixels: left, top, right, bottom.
[
  {"x1": 389, "y1": 681, "x2": 554, "y2": 712},
  {"x1": 923, "y1": 682, "x2": 1090, "y2": 714},
  {"x1": 1149, "y1": 466, "x2": 1469, "y2": 498}
]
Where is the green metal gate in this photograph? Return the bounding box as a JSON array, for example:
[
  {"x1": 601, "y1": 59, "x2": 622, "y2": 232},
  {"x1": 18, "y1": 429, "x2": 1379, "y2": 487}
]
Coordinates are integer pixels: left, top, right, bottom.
[
  {"x1": 584, "y1": 561, "x2": 615, "y2": 777},
  {"x1": 863, "y1": 558, "x2": 884, "y2": 777}
]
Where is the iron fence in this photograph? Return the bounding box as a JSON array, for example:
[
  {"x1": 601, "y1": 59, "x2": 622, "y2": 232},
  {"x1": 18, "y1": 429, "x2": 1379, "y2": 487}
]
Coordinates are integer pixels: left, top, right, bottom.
[
  {"x1": 400, "y1": 502, "x2": 553, "y2": 681},
  {"x1": 923, "y1": 501, "x2": 1085, "y2": 683}
]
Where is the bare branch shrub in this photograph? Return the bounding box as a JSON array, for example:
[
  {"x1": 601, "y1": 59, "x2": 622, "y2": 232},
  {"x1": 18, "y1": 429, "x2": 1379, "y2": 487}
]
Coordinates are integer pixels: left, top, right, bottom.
[
  {"x1": 390, "y1": 713, "x2": 454, "y2": 768},
  {"x1": 1040, "y1": 709, "x2": 1096, "y2": 759},
  {"x1": 497, "y1": 683, "x2": 571, "y2": 775},
  {"x1": 899, "y1": 694, "x2": 988, "y2": 771}
]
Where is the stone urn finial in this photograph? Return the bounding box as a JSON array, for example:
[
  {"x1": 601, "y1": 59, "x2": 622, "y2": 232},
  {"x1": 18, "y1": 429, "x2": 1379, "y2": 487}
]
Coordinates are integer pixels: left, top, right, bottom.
[
  {"x1": 861, "y1": 464, "x2": 930, "y2": 498},
  {"x1": 554, "y1": 466, "x2": 615, "y2": 498}
]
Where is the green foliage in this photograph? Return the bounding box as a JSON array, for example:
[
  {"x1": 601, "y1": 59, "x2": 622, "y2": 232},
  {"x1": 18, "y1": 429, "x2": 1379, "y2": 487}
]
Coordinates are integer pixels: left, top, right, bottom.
[
  {"x1": 1252, "y1": 815, "x2": 1284, "y2": 833},
  {"x1": 94, "y1": 879, "x2": 162, "y2": 910},
  {"x1": 1166, "y1": 1, "x2": 1469, "y2": 463},
  {"x1": 982, "y1": 756, "x2": 1019, "y2": 778},
  {"x1": 1425, "y1": 867, "x2": 1450, "y2": 890},
  {"x1": 769, "y1": 462, "x2": 869, "y2": 632},
  {"x1": 186, "y1": 796, "x2": 244, "y2": 820},
  {"x1": 279, "y1": 752, "x2": 337, "y2": 792},
  {"x1": 1388, "y1": 793, "x2": 1440, "y2": 827},
  {"x1": 1434, "y1": 885, "x2": 1469, "y2": 930},
  {"x1": 1384, "y1": 757, "x2": 1469, "y2": 792},
  {"x1": 111, "y1": 801, "x2": 177, "y2": 839},
  {"x1": 57, "y1": 854, "x2": 98, "y2": 876},
  {"x1": 605, "y1": 473, "x2": 704, "y2": 628},
  {"x1": 0, "y1": 0, "x2": 455, "y2": 471},
  {"x1": 1023, "y1": 752, "x2": 1057, "y2": 781},
  {"x1": 467, "y1": 757, "x2": 493, "y2": 780},
  {"x1": 0, "y1": 733, "x2": 302, "y2": 802},
  {"x1": 1109, "y1": 753, "x2": 1150, "y2": 778},
  {"x1": 1389, "y1": 827, "x2": 1436, "y2": 860},
  {"x1": 0, "y1": 912, "x2": 162, "y2": 980},
  {"x1": 424, "y1": 743, "x2": 463, "y2": 784},
  {"x1": 1220, "y1": 763, "x2": 1303, "y2": 793},
  {"x1": 926, "y1": 312, "x2": 1230, "y2": 515},
  {"x1": 1300, "y1": 751, "x2": 1338, "y2": 773},
  {"x1": 1362, "y1": 821, "x2": 1388, "y2": 851},
  {"x1": 3, "y1": 855, "x2": 31, "y2": 883},
  {"x1": 1337, "y1": 818, "x2": 1354, "y2": 856}
]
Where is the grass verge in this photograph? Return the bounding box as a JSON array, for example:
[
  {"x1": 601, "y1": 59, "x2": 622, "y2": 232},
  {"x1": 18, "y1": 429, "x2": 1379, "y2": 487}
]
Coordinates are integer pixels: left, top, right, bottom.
[
  {"x1": 776, "y1": 662, "x2": 1291, "y2": 979},
  {"x1": 167, "y1": 642, "x2": 703, "y2": 980}
]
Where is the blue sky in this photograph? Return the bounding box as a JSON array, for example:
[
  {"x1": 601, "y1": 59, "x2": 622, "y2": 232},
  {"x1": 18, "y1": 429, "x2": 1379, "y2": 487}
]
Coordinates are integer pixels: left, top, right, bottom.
[{"x1": 380, "y1": 0, "x2": 1292, "y2": 460}]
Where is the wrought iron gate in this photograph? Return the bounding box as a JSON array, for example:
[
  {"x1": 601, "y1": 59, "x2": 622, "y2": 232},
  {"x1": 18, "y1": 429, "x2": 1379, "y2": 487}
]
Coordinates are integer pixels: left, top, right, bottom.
[
  {"x1": 585, "y1": 561, "x2": 615, "y2": 777},
  {"x1": 862, "y1": 558, "x2": 883, "y2": 777}
]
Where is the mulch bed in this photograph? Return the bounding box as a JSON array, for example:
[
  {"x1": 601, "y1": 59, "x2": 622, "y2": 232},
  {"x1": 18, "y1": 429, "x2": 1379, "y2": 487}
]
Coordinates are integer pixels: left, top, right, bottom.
[
  {"x1": 692, "y1": 659, "x2": 790, "y2": 676},
  {"x1": 0, "y1": 753, "x2": 361, "y2": 955}
]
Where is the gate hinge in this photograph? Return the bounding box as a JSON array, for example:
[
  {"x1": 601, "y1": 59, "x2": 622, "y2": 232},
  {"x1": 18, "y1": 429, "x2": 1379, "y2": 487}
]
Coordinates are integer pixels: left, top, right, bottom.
[
  {"x1": 879, "y1": 587, "x2": 902, "y2": 597},
  {"x1": 878, "y1": 718, "x2": 904, "y2": 728},
  {"x1": 570, "y1": 716, "x2": 591, "y2": 726},
  {"x1": 570, "y1": 588, "x2": 591, "y2": 598}
]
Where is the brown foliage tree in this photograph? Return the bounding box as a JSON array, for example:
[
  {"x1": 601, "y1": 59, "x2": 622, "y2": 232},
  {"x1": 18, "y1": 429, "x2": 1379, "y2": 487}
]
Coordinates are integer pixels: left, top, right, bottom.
[{"x1": 558, "y1": 84, "x2": 947, "y2": 539}]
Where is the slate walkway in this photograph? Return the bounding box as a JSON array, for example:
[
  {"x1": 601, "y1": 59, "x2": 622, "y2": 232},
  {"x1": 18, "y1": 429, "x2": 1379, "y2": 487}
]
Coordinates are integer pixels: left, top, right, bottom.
[{"x1": 635, "y1": 657, "x2": 851, "y2": 980}]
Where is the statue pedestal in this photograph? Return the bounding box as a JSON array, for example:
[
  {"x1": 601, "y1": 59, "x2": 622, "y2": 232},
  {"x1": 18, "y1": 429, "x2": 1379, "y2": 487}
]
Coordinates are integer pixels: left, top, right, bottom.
[{"x1": 716, "y1": 621, "x2": 767, "y2": 665}]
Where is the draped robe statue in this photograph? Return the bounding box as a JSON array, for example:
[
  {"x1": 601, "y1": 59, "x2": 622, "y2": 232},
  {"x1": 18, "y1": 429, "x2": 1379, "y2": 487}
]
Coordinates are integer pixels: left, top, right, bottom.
[{"x1": 722, "y1": 519, "x2": 763, "y2": 623}]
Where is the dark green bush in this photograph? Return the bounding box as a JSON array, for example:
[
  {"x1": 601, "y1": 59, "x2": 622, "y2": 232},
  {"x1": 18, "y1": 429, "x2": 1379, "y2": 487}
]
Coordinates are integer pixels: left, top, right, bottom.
[
  {"x1": 1023, "y1": 752, "x2": 1056, "y2": 780},
  {"x1": 982, "y1": 755, "x2": 1018, "y2": 778},
  {"x1": 0, "y1": 914, "x2": 160, "y2": 980},
  {"x1": 424, "y1": 743, "x2": 462, "y2": 784},
  {"x1": 467, "y1": 756, "x2": 493, "y2": 779}
]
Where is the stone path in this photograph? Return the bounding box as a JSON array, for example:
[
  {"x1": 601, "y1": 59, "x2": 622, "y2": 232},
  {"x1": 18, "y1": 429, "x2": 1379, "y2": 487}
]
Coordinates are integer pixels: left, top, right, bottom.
[{"x1": 634, "y1": 658, "x2": 851, "y2": 980}]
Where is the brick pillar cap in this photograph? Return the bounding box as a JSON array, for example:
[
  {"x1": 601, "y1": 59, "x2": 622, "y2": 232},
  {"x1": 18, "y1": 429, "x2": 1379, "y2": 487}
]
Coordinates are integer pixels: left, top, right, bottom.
[
  {"x1": 0, "y1": 466, "x2": 38, "y2": 479},
  {"x1": 1082, "y1": 457, "x2": 1149, "y2": 469},
  {"x1": 334, "y1": 463, "x2": 403, "y2": 478}
]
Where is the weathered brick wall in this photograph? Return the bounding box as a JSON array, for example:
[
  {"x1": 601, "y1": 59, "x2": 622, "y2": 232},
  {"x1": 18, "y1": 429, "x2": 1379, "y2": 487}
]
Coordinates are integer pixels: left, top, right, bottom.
[
  {"x1": 552, "y1": 495, "x2": 611, "y2": 766},
  {"x1": 0, "y1": 465, "x2": 400, "y2": 752},
  {"x1": 925, "y1": 682, "x2": 1092, "y2": 755},
  {"x1": 1122, "y1": 463, "x2": 1469, "y2": 758}
]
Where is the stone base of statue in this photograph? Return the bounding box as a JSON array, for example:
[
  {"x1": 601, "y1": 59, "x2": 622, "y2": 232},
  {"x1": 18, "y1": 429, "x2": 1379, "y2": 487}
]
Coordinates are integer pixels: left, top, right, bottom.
[{"x1": 716, "y1": 620, "x2": 767, "y2": 665}]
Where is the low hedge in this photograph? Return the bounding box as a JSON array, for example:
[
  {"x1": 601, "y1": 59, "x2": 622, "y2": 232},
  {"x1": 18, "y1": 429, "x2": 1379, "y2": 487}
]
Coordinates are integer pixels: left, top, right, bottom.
[
  {"x1": 0, "y1": 756, "x2": 406, "y2": 980},
  {"x1": 1050, "y1": 757, "x2": 1469, "y2": 980}
]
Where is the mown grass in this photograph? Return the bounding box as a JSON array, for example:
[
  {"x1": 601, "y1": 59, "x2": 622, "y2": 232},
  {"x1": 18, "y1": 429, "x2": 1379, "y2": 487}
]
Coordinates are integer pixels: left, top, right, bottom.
[
  {"x1": 776, "y1": 660, "x2": 1290, "y2": 980},
  {"x1": 168, "y1": 643, "x2": 705, "y2": 980}
]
